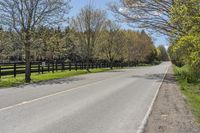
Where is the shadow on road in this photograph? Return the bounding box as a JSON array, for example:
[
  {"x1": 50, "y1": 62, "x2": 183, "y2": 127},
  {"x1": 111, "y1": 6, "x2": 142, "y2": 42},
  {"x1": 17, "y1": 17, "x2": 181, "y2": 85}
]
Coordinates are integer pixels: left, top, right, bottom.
[
  {"x1": 130, "y1": 72, "x2": 176, "y2": 84},
  {"x1": 17, "y1": 77, "x2": 85, "y2": 88}
]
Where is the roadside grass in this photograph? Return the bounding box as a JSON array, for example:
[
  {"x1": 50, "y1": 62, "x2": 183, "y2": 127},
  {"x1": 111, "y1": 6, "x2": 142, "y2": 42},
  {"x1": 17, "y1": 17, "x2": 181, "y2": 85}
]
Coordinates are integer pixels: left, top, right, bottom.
[
  {"x1": 174, "y1": 65, "x2": 200, "y2": 123},
  {"x1": 0, "y1": 68, "x2": 110, "y2": 88},
  {"x1": 0, "y1": 62, "x2": 162, "y2": 88}
]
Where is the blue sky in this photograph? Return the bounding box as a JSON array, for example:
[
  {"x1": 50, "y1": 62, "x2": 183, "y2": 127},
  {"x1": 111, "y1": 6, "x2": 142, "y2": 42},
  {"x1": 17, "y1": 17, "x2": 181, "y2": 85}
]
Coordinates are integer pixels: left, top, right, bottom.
[{"x1": 69, "y1": 0, "x2": 168, "y2": 47}]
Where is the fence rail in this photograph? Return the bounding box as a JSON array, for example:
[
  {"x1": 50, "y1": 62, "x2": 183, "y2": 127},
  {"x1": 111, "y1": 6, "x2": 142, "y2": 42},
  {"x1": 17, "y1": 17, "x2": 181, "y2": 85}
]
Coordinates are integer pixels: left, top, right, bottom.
[{"x1": 0, "y1": 62, "x2": 127, "y2": 78}]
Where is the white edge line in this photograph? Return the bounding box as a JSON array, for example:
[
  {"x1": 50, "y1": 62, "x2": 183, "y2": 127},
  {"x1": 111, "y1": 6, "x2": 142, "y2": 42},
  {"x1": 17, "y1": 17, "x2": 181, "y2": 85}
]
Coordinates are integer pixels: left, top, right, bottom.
[
  {"x1": 0, "y1": 77, "x2": 109, "y2": 112},
  {"x1": 0, "y1": 69, "x2": 132, "y2": 112},
  {"x1": 136, "y1": 66, "x2": 169, "y2": 133},
  {"x1": 0, "y1": 70, "x2": 131, "y2": 112}
]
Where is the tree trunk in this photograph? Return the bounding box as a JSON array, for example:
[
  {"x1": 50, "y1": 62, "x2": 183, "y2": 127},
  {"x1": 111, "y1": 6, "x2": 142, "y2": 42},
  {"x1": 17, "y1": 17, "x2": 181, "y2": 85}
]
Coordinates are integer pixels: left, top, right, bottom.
[
  {"x1": 25, "y1": 34, "x2": 31, "y2": 83},
  {"x1": 86, "y1": 31, "x2": 91, "y2": 72},
  {"x1": 86, "y1": 56, "x2": 90, "y2": 72},
  {"x1": 110, "y1": 60, "x2": 113, "y2": 69}
]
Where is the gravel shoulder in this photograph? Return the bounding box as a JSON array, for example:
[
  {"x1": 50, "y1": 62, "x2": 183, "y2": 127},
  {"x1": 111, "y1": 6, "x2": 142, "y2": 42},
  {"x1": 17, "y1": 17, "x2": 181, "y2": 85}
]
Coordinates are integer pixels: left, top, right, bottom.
[{"x1": 144, "y1": 67, "x2": 200, "y2": 133}]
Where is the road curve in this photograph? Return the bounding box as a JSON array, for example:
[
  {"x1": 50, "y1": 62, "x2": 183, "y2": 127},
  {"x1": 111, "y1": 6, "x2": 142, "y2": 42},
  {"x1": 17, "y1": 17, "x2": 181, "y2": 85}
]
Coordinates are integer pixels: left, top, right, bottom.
[{"x1": 0, "y1": 62, "x2": 170, "y2": 133}]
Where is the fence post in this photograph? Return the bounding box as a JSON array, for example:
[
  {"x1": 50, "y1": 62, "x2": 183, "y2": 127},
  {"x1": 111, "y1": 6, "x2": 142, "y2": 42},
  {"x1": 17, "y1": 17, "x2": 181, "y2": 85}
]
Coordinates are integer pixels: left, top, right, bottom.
[
  {"x1": 83, "y1": 63, "x2": 85, "y2": 69},
  {"x1": 69, "y1": 62, "x2": 71, "y2": 71},
  {"x1": 30, "y1": 62, "x2": 32, "y2": 76},
  {"x1": 13, "y1": 63, "x2": 16, "y2": 77},
  {"x1": 52, "y1": 62, "x2": 54, "y2": 73},
  {"x1": 81, "y1": 62, "x2": 84, "y2": 70},
  {"x1": 75, "y1": 62, "x2": 77, "y2": 71},
  {"x1": 56, "y1": 61, "x2": 58, "y2": 71},
  {"x1": 91, "y1": 62, "x2": 94, "y2": 69},
  {"x1": 62, "y1": 62, "x2": 65, "y2": 71},
  {"x1": 79, "y1": 63, "x2": 81, "y2": 70},
  {"x1": 88, "y1": 63, "x2": 90, "y2": 69},
  {"x1": 48, "y1": 63, "x2": 50, "y2": 72},
  {"x1": 0, "y1": 66, "x2": 1, "y2": 79},
  {"x1": 38, "y1": 64, "x2": 40, "y2": 74},
  {"x1": 42, "y1": 66, "x2": 44, "y2": 74},
  {"x1": 121, "y1": 62, "x2": 123, "y2": 68}
]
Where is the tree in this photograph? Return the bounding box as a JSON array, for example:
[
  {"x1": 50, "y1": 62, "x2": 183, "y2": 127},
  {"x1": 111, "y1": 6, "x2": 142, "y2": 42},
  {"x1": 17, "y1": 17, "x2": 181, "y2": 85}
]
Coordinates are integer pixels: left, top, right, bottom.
[
  {"x1": 0, "y1": 28, "x2": 6, "y2": 56},
  {"x1": 0, "y1": 28, "x2": 15, "y2": 62},
  {"x1": 123, "y1": 30, "x2": 139, "y2": 64},
  {"x1": 157, "y1": 45, "x2": 169, "y2": 61},
  {"x1": 169, "y1": 0, "x2": 200, "y2": 80},
  {"x1": 71, "y1": 5, "x2": 106, "y2": 71},
  {"x1": 0, "y1": 0, "x2": 71, "y2": 82},
  {"x1": 125, "y1": 30, "x2": 156, "y2": 63},
  {"x1": 97, "y1": 20, "x2": 124, "y2": 69},
  {"x1": 110, "y1": 0, "x2": 180, "y2": 36}
]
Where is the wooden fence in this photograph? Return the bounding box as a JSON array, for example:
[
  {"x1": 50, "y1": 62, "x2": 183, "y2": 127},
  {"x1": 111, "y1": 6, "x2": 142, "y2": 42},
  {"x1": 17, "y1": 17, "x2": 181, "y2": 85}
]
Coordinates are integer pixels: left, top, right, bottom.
[{"x1": 0, "y1": 61, "x2": 126, "y2": 78}]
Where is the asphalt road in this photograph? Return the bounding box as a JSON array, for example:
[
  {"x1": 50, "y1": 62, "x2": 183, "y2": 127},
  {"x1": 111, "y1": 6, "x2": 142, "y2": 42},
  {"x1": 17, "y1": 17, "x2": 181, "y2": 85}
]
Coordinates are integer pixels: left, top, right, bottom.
[{"x1": 0, "y1": 62, "x2": 170, "y2": 133}]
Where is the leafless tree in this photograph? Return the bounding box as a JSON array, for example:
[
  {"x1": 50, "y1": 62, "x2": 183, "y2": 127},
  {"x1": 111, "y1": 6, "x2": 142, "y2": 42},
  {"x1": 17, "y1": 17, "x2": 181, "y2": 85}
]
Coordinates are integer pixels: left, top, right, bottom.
[
  {"x1": 0, "y1": 0, "x2": 71, "y2": 82},
  {"x1": 71, "y1": 5, "x2": 106, "y2": 71},
  {"x1": 109, "y1": 0, "x2": 182, "y2": 36}
]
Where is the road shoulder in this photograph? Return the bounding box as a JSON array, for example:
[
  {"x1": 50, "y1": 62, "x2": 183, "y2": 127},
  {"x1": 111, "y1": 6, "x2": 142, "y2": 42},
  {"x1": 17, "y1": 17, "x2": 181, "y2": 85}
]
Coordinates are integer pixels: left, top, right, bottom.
[{"x1": 144, "y1": 67, "x2": 200, "y2": 133}]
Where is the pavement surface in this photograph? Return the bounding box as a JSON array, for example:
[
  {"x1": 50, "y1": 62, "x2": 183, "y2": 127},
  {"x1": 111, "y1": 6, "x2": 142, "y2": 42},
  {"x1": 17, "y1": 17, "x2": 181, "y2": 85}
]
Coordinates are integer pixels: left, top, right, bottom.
[
  {"x1": 0, "y1": 62, "x2": 170, "y2": 133},
  {"x1": 144, "y1": 67, "x2": 200, "y2": 133}
]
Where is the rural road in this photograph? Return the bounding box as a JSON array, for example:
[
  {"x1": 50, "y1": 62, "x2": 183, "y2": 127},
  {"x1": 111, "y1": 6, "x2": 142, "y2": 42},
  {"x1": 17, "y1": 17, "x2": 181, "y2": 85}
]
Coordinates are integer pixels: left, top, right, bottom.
[{"x1": 0, "y1": 62, "x2": 170, "y2": 133}]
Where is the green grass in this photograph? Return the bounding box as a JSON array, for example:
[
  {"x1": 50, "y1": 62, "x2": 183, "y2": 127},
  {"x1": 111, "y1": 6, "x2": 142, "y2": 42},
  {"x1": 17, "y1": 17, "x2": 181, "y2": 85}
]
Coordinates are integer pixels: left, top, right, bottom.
[
  {"x1": 0, "y1": 68, "x2": 110, "y2": 88},
  {"x1": 0, "y1": 62, "x2": 161, "y2": 88},
  {"x1": 174, "y1": 65, "x2": 200, "y2": 123}
]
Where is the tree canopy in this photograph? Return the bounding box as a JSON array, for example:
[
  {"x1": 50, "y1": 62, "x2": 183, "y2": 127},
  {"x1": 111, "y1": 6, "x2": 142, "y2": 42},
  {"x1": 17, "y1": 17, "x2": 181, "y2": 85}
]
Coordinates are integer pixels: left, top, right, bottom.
[{"x1": 0, "y1": 2, "x2": 160, "y2": 82}]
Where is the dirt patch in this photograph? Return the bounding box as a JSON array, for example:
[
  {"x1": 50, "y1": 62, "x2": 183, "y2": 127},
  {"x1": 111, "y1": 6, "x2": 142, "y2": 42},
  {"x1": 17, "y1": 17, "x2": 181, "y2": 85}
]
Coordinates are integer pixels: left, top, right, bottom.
[{"x1": 144, "y1": 67, "x2": 200, "y2": 133}]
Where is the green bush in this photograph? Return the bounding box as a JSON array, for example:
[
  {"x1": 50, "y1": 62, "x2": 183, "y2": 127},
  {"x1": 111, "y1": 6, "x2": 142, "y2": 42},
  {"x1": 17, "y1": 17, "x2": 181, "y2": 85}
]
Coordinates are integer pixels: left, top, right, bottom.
[{"x1": 174, "y1": 65, "x2": 199, "y2": 83}]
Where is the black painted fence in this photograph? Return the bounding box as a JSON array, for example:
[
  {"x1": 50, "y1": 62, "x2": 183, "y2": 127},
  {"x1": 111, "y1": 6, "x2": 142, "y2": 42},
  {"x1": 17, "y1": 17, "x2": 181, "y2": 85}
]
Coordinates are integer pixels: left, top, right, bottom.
[{"x1": 0, "y1": 61, "x2": 126, "y2": 78}]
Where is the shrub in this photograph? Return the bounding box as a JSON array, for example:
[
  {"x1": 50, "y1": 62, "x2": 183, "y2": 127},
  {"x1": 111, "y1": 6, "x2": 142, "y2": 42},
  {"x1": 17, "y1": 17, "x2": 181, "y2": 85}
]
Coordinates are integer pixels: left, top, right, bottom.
[{"x1": 174, "y1": 65, "x2": 199, "y2": 83}]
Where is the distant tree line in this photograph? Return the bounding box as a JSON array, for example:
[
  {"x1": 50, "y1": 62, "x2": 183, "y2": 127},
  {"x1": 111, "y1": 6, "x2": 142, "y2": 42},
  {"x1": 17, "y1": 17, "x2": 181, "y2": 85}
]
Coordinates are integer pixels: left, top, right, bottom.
[
  {"x1": 0, "y1": 24, "x2": 159, "y2": 64},
  {"x1": 0, "y1": 1, "x2": 164, "y2": 82}
]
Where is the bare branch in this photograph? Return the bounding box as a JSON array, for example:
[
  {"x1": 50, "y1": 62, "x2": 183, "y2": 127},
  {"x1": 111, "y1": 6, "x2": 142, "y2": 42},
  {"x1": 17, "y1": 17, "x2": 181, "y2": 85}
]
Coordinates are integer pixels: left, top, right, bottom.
[{"x1": 109, "y1": 0, "x2": 180, "y2": 36}]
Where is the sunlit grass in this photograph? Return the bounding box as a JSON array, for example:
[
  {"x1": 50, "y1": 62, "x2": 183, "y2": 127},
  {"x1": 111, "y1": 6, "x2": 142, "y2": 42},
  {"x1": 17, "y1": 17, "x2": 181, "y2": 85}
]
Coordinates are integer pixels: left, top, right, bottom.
[
  {"x1": 0, "y1": 68, "x2": 110, "y2": 88},
  {"x1": 174, "y1": 65, "x2": 200, "y2": 123}
]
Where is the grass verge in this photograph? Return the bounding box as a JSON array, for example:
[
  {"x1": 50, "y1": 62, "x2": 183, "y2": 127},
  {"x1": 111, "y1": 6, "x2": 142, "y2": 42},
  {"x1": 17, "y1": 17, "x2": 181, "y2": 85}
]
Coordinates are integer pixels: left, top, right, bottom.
[
  {"x1": 0, "y1": 68, "x2": 110, "y2": 88},
  {"x1": 174, "y1": 65, "x2": 200, "y2": 123}
]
